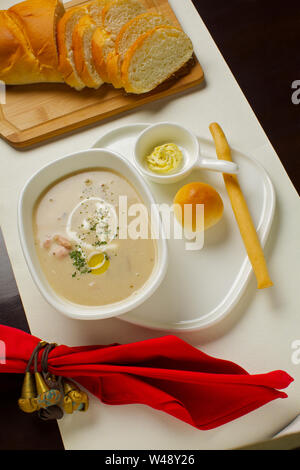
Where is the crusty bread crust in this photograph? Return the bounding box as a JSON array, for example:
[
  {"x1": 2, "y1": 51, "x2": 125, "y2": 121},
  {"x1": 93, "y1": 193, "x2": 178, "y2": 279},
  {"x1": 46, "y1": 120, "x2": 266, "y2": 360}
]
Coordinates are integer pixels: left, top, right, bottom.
[
  {"x1": 92, "y1": 27, "x2": 113, "y2": 82},
  {"x1": 73, "y1": 15, "x2": 103, "y2": 88},
  {"x1": 106, "y1": 50, "x2": 122, "y2": 87},
  {"x1": 8, "y1": 0, "x2": 64, "y2": 72},
  {"x1": 0, "y1": 10, "x2": 62, "y2": 84},
  {"x1": 57, "y1": 6, "x2": 88, "y2": 90}
]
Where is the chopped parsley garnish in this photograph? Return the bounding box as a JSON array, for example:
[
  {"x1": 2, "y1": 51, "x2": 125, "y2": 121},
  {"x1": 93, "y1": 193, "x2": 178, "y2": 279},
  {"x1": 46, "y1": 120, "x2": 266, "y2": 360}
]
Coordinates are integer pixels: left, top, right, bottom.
[
  {"x1": 94, "y1": 240, "x2": 107, "y2": 247},
  {"x1": 69, "y1": 249, "x2": 91, "y2": 276}
]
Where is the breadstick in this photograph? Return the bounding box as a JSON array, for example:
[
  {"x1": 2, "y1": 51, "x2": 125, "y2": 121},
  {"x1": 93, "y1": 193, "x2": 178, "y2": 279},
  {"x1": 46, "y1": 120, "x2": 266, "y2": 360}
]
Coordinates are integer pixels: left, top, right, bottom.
[{"x1": 209, "y1": 122, "x2": 273, "y2": 289}]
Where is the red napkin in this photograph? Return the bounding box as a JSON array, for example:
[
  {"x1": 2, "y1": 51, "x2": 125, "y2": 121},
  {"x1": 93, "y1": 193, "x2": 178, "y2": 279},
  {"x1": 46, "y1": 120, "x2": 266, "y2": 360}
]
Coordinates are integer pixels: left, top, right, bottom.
[{"x1": 0, "y1": 325, "x2": 293, "y2": 430}]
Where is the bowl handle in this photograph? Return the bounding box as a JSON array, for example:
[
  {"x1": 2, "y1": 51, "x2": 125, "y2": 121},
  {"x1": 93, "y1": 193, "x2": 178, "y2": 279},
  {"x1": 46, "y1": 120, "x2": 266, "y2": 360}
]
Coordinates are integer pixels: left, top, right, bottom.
[
  {"x1": 195, "y1": 147, "x2": 238, "y2": 174},
  {"x1": 197, "y1": 157, "x2": 238, "y2": 174}
]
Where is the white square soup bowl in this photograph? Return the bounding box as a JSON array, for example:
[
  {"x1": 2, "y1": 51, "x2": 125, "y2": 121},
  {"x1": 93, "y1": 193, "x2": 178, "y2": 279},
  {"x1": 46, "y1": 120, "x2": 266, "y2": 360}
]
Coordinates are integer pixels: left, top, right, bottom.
[{"x1": 18, "y1": 148, "x2": 168, "y2": 320}]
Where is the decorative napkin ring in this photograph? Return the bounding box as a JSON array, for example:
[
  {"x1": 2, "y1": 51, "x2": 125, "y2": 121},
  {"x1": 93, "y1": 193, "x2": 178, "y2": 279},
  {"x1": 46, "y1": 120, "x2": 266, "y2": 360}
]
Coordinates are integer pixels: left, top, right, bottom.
[{"x1": 18, "y1": 341, "x2": 89, "y2": 421}]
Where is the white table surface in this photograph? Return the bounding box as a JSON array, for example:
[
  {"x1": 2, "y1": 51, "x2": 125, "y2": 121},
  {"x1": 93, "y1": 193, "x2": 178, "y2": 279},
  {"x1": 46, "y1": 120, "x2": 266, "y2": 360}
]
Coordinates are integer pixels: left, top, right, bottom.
[{"x1": 0, "y1": 0, "x2": 300, "y2": 450}]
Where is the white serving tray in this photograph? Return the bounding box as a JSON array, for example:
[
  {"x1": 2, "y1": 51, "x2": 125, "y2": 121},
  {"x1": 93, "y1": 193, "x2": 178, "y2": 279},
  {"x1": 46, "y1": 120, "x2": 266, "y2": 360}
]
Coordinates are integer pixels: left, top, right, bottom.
[{"x1": 93, "y1": 123, "x2": 275, "y2": 331}]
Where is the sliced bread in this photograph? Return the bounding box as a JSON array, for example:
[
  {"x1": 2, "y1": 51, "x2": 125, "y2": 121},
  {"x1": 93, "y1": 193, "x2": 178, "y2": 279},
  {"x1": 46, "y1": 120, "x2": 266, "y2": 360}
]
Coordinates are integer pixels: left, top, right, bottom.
[
  {"x1": 86, "y1": 0, "x2": 111, "y2": 25},
  {"x1": 92, "y1": 28, "x2": 115, "y2": 82},
  {"x1": 72, "y1": 15, "x2": 104, "y2": 88},
  {"x1": 121, "y1": 25, "x2": 193, "y2": 94},
  {"x1": 59, "y1": 0, "x2": 111, "y2": 88},
  {"x1": 101, "y1": 0, "x2": 146, "y2": 37},
  {"x1": 106, "y1": 12, "x2": 171, "y2": 88},
  {"x1": 92, "y1": 0, "x2": 146, "y2": 83},
  {"x1": 57, "y1": 5, "x2": 88, "y2": 90}
]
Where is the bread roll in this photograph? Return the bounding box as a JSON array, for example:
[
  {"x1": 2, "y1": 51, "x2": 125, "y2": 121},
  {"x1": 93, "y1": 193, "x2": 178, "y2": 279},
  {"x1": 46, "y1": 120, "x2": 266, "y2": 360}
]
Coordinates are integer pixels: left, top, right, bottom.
[
  {"x1": 106, "y1": 12, "x2": 171, "y2": 88},
  {"x1": 122, "y1": 26, "x2": 193, "y2": 94},
  {"x1": 72, "y1": 15, "x2": 104, "y2": 88},
  {"x1": 174, "y1": 182, "x2": 224, "y2": 231}
]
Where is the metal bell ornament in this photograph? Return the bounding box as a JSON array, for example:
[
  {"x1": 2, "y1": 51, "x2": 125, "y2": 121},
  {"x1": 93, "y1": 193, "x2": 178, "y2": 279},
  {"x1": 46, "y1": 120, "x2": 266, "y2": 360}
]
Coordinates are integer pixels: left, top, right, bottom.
[
  {"x1": 18, "y1": 371, "x2": 38, "y2": 413},
  {"x1": 63, "y1": 380, "x2": 89, "y2": 414}
]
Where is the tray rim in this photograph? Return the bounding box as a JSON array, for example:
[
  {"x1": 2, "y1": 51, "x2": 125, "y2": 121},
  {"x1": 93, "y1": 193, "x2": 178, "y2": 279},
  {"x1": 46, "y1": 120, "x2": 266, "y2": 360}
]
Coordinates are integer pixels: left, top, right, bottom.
[{"x1": 92, "y1": 122, "x2": 276, "y2": 332}]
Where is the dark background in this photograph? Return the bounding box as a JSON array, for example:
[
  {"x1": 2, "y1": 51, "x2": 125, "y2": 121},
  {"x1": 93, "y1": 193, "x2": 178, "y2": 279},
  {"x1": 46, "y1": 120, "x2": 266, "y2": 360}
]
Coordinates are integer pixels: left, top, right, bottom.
[
  {"x1": 0, "y1": 0, "x2": 299, "y2": 451},
  {"x1": 192, "y1": 0, "x2": 300, "y2": 193}
]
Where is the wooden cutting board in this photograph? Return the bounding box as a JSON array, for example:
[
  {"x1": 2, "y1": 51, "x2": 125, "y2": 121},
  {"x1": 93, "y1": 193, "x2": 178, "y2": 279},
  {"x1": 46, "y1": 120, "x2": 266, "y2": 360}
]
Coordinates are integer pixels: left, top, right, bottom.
[{"x1": 0, "y1": 0, "x2": 204, "y2": 148}]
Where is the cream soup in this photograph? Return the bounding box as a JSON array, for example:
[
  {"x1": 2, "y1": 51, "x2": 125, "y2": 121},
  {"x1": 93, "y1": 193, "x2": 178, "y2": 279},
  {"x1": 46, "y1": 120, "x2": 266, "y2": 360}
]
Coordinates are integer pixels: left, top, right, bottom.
[{"x1": 33, "y1": 169, "x2": 156, "y2": 306}]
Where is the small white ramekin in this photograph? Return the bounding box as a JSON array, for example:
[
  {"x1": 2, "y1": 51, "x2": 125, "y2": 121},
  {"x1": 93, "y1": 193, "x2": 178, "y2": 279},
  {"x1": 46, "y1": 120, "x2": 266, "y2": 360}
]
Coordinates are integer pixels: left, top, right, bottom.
[
  {"x1": 18, "y1": 148, "x2": 168, "y2": 321},
  {"x1": 134, "y1": 122, "x2": 238, "y2": 184}
]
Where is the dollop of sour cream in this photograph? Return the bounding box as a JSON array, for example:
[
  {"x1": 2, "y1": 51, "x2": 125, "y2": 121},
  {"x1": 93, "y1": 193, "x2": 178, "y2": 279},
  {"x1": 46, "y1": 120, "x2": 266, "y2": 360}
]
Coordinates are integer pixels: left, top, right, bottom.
[
  {"x1": 66, "y1": 197, "x2": 118, "y2": 253},
  {"x1": 145, "y1": 143, "x2": 183, "y2": 174}
]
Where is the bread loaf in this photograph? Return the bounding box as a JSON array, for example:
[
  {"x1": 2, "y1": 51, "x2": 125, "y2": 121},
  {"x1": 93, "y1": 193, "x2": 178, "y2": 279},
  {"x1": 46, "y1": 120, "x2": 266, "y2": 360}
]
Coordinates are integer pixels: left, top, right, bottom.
[
  {"x1": 8, "y1": 0, "x2": 64, "y2": 72},
  {"x1": 0, "y1": 0, "x2": 195, "y2": 94},
  {"x1": 122, "y1": 25, "x2": 193, "y2": 94},
  {"x1": 0, "y1": 10, "x2": 63, "y2": 84},
  {"x1": 0, "y1": 0, "x2": 64, "y2": 84}
]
